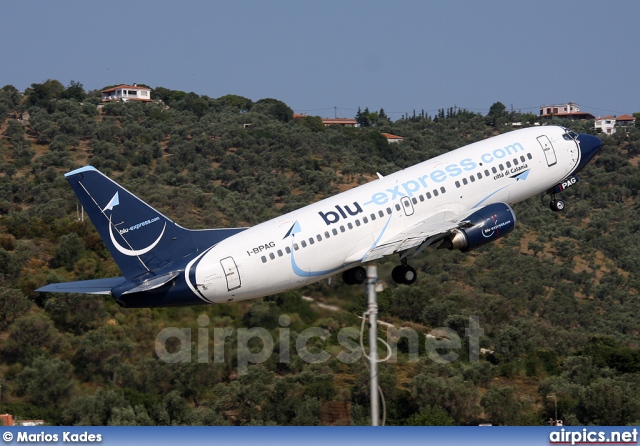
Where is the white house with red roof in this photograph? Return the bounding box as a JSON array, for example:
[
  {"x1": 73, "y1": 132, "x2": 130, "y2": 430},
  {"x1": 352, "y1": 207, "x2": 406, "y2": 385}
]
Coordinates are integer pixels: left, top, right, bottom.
[
  {"x1": 539, "y1": 102, "x2": 594, "y2": 120},
  {"x1": 382, "y1": 133, "x2": 404, "y2": 143},
  {"x1": 595, "y1": 114, "x2": 636, "y2": 135},
  {"x1": 101, "y1": 84, "x2": 152, "y2": 103}
]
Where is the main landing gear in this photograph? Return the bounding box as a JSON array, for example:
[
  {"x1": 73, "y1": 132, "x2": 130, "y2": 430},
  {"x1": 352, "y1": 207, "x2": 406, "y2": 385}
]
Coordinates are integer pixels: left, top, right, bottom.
[
  {"x1": 391, "y1": 259, "x2": 417, "y2": 285},
  {"x1": 342, "y1": 261, "x2": 417, "y2": 286},
  {"x1": 549, "y1": 193, "x2": 565, "y2": 212},
  {"x1": 342, "y1": 266, "x2": 367, "y2": 285}
]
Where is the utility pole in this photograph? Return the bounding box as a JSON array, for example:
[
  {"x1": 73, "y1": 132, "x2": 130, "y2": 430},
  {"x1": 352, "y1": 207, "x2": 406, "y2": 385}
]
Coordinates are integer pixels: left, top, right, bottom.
[{"x1": 367, "y1": 264, "x2": 379, "y2": 426}]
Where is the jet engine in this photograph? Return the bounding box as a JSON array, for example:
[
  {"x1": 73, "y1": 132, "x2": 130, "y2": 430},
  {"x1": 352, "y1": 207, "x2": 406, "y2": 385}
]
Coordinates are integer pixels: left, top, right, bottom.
[{"x1": 438, "y1": 202, "x2": 516, "y2": 252}]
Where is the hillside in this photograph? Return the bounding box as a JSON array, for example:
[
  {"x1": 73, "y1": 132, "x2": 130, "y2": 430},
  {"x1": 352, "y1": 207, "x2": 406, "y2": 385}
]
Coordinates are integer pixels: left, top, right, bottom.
[{"x1": 1, "y1": 81, "x2": 640, "y2": 426}]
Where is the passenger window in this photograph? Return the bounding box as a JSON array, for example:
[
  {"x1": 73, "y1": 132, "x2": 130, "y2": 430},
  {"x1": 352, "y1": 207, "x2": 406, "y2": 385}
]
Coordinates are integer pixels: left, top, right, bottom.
[
  {"x1": 426, "y1": 192, "x2": 432, "y2": 199},
  {"x1": 506, "y1": 161, "x2": 511, "y2": 168},
  {"x1": 455, "y1": 181, "x2": 461, "y2": 188},
  {"x1": 485, "y1": 169, "x2": 490, "y2": 176},
  {"x1": 370, "y1": 213, "x2": 376, "y2": 221},
  {"x1": 378, "y1": 210, "x2": 384, "y2": 217},
  {"x1": 261, "y1": 256, "x2": 267, "y2": 263},
  {"x1": 285, "y1": 246, "x2": 291, "y2": 254},
  {"x1": 440, "y1": 187, "x2": 446, "y2": 193},
  {"x1": 395, "y1": 204, "x2": 401, "y2": 211},
  {"x1": 277, "y1": 249, "x2": 283, "y2": 257},
  {"x1": 527, "y1": 153, "x2": 532, "y2": 160},
  {"x1": 301, "y1": 240, "x2": 307, "y2": 248},
  {"x1": 419, "y1": 195, "x2": 425, "y2": 202},
  {"x1": 317, "y1": 234, "x2": 322, "y2": 241},
  {"x1": 332, "y1": 229, "x2": 338, "y2": 235},
  {"x1": 269, "y1": 253, "x2": 275, "y2": 260},
  {"x1": 363, "y1": 216, "x2": 368, "y2": 224},
  {"x1": 308, "y1": 238, "x2": 314, "y2": 245},
  {"x1": 348, "y1": 222, "x2": 353, "y2": 230},
  {"x1": 325, "y1": 231, "x2": 331, "y2": 238},
  {"x1": 386, "y1": 207, "x2": 392, "y2": 215},
  {"x1": 499, "y1": 164, "x2": 504, "y2": 171},
  {"x1": 513, "y1": 158, "x2": 518, "y2": 165},
  {"x1": 355, "y1": 220, "x2": 361, "y2": 227},
  {"x1": 470, "y1": 175, "x2": 476, "y2": 182},
  {"x1": 520, "y1": 156, "x2": 526, "y2": 162},
  {"x1": 294, "y1": 243, "x2": 299, "y2": 251},
  {"x1": 433, "y1": 189, "x2": 439, "y2": 196},
  {"x1": 462, "y1": 178, "x2": 468, "y2": 185},
  {"x1": 412, "y1": 197, "x2": 418, "y2": 205},
  {"x1": 340, "y1": 225, "x2": 345, "y2": 233},
  {"x1": 477, "y1": 172, "x2": 482, "y2": 179},
  {"x1": 492, "y1": 167, "x2": 497, "y2": 174}
]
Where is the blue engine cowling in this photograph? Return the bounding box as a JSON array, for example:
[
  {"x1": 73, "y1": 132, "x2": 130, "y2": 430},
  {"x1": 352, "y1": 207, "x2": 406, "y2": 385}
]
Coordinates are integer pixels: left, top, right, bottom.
[{"x1": 438, "y1": 202, "x2": 517, "y2": 252}]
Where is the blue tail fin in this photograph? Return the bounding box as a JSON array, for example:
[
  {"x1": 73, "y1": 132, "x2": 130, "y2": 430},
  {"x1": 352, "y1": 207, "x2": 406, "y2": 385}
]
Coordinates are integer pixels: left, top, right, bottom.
[{"x1": 65, "y1": 166, "x2": 245, "y2": 279}]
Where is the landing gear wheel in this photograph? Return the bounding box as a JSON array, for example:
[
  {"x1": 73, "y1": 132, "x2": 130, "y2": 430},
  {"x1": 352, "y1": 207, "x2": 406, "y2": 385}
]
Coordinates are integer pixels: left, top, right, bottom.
[
  {"x1": 401, "y1": 265, "x2": 417, "y2": 285},
  {"x1": 342, "y1": 266, "x2": 367, "y2": 285},
  {"x1": 550, "y1": 199, "x2": 565, "y2": 212},
  {"x1": 392, "y1": 265, "x2": 417, "y2": 285}
]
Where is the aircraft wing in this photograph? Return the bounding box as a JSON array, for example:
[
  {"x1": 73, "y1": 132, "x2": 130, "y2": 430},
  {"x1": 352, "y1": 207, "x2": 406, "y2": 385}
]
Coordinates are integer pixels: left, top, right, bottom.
[
  {"x1": 356, "y1": 207, "x2": 480, "y2": 262},
  {"x1": 36, "y1": 277, "x2": 127, "y2": 295}
]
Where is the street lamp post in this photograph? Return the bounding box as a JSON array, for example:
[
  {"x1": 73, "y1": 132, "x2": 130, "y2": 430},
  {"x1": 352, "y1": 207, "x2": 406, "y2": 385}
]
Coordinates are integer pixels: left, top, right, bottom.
[{"x1": 547, "y1": 394, "x2": 557, "y2": 425}]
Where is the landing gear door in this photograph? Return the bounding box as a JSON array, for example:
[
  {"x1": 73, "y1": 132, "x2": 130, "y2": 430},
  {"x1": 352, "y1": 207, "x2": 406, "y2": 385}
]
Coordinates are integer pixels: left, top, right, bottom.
[
  {"x1": 220, "y1": 256, "x2": 241, "y2": 291},
  {"x1": 538, "y1": 135, "x2": 557, "y2": 166}
]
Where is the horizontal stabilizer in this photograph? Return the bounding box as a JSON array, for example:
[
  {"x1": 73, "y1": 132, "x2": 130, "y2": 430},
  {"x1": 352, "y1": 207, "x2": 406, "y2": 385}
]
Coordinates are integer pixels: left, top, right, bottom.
[
  {"x1": 121, "y1": 271, "x2": 180, "y2": 295},
  {"x1": 36, "y1": 277, "x2": 126, "y2": 295}
]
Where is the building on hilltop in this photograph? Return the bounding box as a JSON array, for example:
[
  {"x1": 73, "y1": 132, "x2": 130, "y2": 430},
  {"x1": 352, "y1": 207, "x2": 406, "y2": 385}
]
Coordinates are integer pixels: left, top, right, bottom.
[
  {"x1": 382, "y1": 133, "x2": 404, "y2": 143},
  {"x1": 594, "y1": 116, "x2": 616, "y2": 134},
  {"x1": 321, "y1": 117, "x2": 358, "y2": 127},
  {"x1": 539, "y1": 102, "x2": 594, "y2": 120},
  {"x1": 101, "y1": 84, "x2": 152, "y2": 103},
  {"x1": 595, "y1": 114, "x2": 636, "y2": 135}
]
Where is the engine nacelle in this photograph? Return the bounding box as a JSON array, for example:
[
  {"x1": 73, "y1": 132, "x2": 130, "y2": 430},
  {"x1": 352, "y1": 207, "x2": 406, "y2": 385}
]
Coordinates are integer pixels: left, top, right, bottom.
[{"x1": 438, "y1": 202, "x2": 516, "y2": 252}]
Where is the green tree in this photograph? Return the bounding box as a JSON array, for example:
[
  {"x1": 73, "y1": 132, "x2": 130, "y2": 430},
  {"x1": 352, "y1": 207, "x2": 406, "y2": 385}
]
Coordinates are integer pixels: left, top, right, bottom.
[
  {"x1": 15, "y1": 356, "x2": 74, "y2": 407},
  {"x1": 0, "y1": 288, "x2": 32, "y2": 328},
  {"x1": 62, "y1": 80, "x2": 86, "y2": 101},
  {"x1": 254, "y1": 98, "x2": 293, "y2": 123},
  {"x1": 53, "y1": 233, "x2": 85, "y2": 270},
  {"x1": 2, "y1": 314, "x2": 62, "y2": 364},
  {"x1": 481, "y1": 386, "x2": 524, "y2": 425},
  {"x1": 25, "y1": 79, "x2": 65, "y2": 109},
  {"x1": 486, "y1": 101, "x2": 507, "y2": 126}
]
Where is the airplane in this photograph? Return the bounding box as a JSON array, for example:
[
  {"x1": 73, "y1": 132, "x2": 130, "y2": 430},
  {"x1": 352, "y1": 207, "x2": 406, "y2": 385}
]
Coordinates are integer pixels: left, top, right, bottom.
[{"x1": 37, "y1": 126, "x2": 602, "y2": 308}]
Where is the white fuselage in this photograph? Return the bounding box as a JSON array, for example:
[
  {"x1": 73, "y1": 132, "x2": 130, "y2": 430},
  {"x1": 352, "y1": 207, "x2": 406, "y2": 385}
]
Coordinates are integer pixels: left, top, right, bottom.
[{"x1": 186, "y1": 126, "x2": 579, "y2": 304}]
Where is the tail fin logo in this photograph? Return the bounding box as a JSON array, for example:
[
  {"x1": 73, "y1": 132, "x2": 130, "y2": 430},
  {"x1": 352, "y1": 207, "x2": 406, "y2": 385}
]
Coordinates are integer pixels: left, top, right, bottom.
[
  {"x1": 103, "y1": 192, "x2": 120, "y2": 212},
  {"x1": 102, "y1": 191, "x2": 167, "y2": 257}
]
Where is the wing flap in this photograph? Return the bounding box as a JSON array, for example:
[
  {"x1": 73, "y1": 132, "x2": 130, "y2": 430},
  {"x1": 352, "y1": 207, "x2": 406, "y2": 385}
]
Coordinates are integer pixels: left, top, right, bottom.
[
  {"x1": 36, "y1": 277, "x2": 126, "y2": 295},
  {"x1": 356, "y1": 206, "x2": 483, "y2": 262}
]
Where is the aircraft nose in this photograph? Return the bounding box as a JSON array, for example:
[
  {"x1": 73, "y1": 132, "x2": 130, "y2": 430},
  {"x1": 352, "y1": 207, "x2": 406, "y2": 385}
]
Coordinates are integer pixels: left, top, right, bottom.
[{"x1": 574, "y1": 133, "x2": 602, "y2": 173}]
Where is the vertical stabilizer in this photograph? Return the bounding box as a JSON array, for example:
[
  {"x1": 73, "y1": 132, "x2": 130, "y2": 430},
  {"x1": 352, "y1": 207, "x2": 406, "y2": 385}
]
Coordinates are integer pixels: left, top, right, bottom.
[{"x1": 65, "y1": 166, "x2": 244, "y2": 279}]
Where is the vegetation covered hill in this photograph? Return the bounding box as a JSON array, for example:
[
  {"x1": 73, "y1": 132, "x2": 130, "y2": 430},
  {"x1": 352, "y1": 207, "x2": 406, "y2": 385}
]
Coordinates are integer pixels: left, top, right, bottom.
[{"x1": 1, "y1": 80, "x2": 640, "y2": 426}]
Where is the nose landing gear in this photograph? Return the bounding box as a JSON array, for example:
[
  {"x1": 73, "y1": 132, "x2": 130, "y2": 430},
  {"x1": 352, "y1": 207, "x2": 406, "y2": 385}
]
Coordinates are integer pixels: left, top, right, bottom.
[{"x1": 549, "y1": 193, "x2": 565, "y2": 212}]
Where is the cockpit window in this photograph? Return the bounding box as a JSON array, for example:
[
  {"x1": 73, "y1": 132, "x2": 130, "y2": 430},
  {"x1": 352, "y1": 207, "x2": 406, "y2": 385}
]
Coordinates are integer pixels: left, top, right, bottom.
[{"x1": 563, "y1": 130, "x2": 578, "y2": 141}]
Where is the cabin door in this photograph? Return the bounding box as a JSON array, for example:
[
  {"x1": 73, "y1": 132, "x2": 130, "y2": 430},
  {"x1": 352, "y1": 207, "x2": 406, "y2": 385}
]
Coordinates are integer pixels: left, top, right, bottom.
[
  {"x1": 220, "y1": 256, "x2": 241, "y2": 291},
  {"x1": 537, "y1": 135, "x2": 557, "y2": 166}
]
